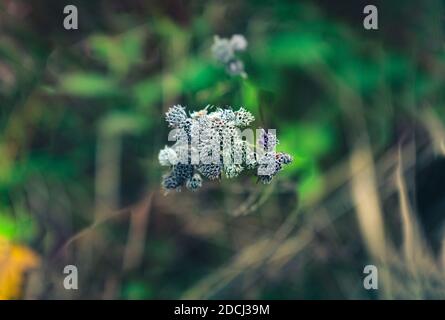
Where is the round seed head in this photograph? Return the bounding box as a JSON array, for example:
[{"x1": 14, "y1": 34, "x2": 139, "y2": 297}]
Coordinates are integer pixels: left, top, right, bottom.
[
  {"x1": 277, "y1": 152, "x2": 293, "y2": 165},
  {"x1": 158, "y1": 146, "x2": 178, "y2": 166},
  {"x1": 197, "y1": 163, "x2": 222, "y2": 180},
  {"x1": 162, "y1": 174, "x2": 181, "y2": 190},
  {"x1": 186, "y1": 173, "x2": 203, "y2": 191},
  {"x1": 226, "y1": 59, "x2": 245, "y2": 77},
  {"x1": 211, "y1": 36, "x2": 234, "y2": 64},
  {"x1": 172, "y1": 163, "x2": 194, "y2": 183},
  {"x1": 230, "y1": 34, "x2": 248, "y2": 51}
]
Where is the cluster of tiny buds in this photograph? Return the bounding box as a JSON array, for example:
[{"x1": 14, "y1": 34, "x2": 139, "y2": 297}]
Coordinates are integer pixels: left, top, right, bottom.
[
  {"x1": 159, "y1": 105, "x2": 293, "y2": 193},
  {"x1": 211, "y1": 34, "x2": 248, "y2": 78}
]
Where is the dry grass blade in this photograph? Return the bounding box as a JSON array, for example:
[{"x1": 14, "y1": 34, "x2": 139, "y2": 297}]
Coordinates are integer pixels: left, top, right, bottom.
[
  {"x1": 396, "y1": 145, "x2": 435, "y2": 274},
  {"x1": 123, "y1": 192, "x2": 154, "y2": 271},
  {"x1": 349, "y1": 145, "x2": 387, "y2": 262},
  {"x1": 420, "y1": 108, "x2": 445, "y2": 157}
]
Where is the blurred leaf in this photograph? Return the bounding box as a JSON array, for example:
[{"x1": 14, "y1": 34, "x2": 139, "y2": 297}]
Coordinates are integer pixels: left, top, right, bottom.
[
  {"x1": 122, "y1": 281, "x2": 153, "y2": 299},
  {"x1": 0, "y1": 211, "x2": 36, "y2": 241},
  {"x1": 99, "y1": 111, "x2": 147, "y2": 136},
  {"x1": 241, "y1": 80, "x2": 259, "y2": 114},
  {"x1": 383, "y1": 53, "x2": 410, "y2": 82},
  {"x1": 298, "y1": 165, "x2": 324, "y2": 205},
  {"x1": 176, "y1": 59, "x2": 219, "y2": 93},
  {"x1": 0, "y1": 144, "x2": 13, "y2": 187},
  {"x1": 264, "y1": 33, "x2": 331, "y2": 66},
  {"x1": 89, "y1": 28, "x2": 146, "y2": 75},
  {"x1": 0, "y1": 214, "x2": 15, "y2": 239},
  {"x1": 279, "y1": 122, "x2": 333, "y2": 206},
  {"x1": 60, "y1": 73, "x2": 118, "y2": 97},
  {"x1": 280, "y1": 122, "x2": 335, "y2": 171},
  {"x1": 338, "y1": 59, "x2": 380, "y2": 92},
  {"x1": 133, "y1": 76, "x2": 163, "y2": 107},
  {"x1": 120, "y1": 29, "x2": 146, "y2": 67}
]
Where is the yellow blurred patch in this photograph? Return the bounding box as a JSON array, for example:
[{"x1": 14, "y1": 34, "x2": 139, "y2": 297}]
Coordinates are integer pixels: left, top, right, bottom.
[{"x1": 0, "y1": 236, "x2": 40, "y2": 300}]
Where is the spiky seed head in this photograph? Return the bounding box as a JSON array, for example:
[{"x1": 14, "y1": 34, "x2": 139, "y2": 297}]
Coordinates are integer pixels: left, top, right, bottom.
[
  {"x1": 162, "y1": 174, "x2": 181, "y2": 190},
  {"x1": 235, "y1": 107, "x2": 255, "y2": 127},
  {"x1": 224, "y1": 164, "x2": 244, "y2": 179},
  {"x1": 197, "y1": 163, "x2": 222, "y2": 180},
  {"x1": 165, "y1": 105, "x2": 188, "y2": 128},
  {"x1": 220, "y1": 109, "x2": 236, "y2": 123},
  {"x1": 277, "y1": 152, "x2": 292, "y2": 165}
]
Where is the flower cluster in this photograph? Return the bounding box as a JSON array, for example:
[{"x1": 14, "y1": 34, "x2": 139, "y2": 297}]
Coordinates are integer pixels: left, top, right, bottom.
[
  {"x1": 211, "y1": 35, "x2": 248, "y2": 77},
  {"x1": 159, "y1": 105, "x2": 293, "y2": 192}
]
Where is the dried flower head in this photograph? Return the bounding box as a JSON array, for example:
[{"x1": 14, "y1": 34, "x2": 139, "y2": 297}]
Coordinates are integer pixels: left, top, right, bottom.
[
  {"x1": 235, "y1": 107, "x2": 255, "y2": 127},
  {"x1": 165, "y1": 105, "x2": 187, "y2": 128},
  {"x1": 258, "y1": 128, "x2": 279, "y2": 151},
  {"x1": 159, "y1": 105, "x2": 292, "y2": 192}
]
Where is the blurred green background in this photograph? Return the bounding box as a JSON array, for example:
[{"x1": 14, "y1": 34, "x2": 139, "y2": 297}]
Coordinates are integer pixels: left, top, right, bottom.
[{"x1": 1, "y1": 0, "x2": 445, "y2": 299}]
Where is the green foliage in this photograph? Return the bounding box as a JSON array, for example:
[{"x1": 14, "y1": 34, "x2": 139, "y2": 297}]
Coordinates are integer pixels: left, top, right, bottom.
[
  {"x1": 89, "y1": 29, "x2": 147, "y2": 76},
  {"x1": 60, "y1": 73, "x2": 118, "y2": 97},
  {"x1": 0, "y1": 211, "x2": 36, "y2": 242},
  {"x1": 265, "y1": 33, "x2": 331, "y2": 67}
]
